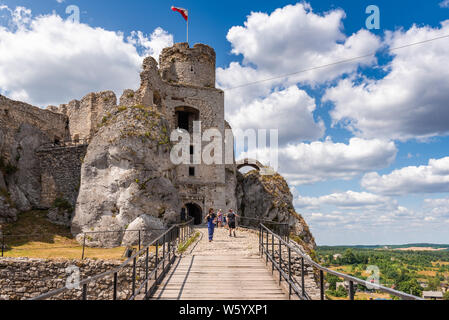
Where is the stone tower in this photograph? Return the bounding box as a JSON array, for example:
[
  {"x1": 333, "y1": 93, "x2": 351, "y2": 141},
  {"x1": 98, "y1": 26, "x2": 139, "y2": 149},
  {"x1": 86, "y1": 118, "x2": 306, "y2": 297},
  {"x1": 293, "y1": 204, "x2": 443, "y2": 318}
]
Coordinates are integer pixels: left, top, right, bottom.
[
  {"x1": 159, "y1": 43, "x2": 216, "y2": 88},
  {"x1": 138, "y1": 43, "x2": 235, "y2": 224},
  {"x1": 46, "y1": 43, "x2": 237, "y2": 225}
]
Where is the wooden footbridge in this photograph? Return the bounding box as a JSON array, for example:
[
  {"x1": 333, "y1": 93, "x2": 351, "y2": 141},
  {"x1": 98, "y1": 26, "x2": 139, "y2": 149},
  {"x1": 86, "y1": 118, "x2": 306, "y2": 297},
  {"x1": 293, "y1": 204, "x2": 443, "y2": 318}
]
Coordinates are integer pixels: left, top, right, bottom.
[
  {"x1": 30, "y1": 219, "x2": 423, "y2": 301},
  {"x1": 152, "y1": 227, "x2": 288, "y2": 300}
]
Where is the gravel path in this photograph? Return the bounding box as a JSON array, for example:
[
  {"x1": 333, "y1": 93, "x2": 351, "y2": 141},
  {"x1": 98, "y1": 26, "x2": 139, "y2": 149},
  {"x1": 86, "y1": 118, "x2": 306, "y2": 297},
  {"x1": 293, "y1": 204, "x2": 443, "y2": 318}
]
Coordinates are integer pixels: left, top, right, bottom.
[{"x1": 188, "y1": 226, "x2": 260, "y2": 257}]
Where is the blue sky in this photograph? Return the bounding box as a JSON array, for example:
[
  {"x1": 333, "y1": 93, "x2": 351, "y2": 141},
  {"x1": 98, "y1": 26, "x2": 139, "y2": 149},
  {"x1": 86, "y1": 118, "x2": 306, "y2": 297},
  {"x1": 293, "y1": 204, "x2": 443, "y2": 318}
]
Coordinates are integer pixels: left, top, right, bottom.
[{"x1": 1, "y1": 0, "x2": 449, "y2": 245}]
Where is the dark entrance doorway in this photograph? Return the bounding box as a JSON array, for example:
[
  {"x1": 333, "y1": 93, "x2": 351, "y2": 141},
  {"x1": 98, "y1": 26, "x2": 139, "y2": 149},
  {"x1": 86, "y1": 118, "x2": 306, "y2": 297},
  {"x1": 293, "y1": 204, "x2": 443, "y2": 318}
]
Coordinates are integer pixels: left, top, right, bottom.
[{"x1": 186, "y1": 203, "x2": 202, "y2": 225}]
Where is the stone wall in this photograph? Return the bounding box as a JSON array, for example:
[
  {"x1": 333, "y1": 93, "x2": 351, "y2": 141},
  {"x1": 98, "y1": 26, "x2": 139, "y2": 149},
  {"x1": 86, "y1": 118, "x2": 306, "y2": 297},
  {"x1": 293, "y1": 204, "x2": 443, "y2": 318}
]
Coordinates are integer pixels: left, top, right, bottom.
[
  {"x1": 48, "y1": 91, "x2": 117, "y2": 141},
  {"x1": 36, "y1": 145, "x2": 88, "y2": 209},
  {"x1": 0, "y1": 256, "x2": 159, "y2": 300},
  {"x1": 0, "y1": 95, "x2": 70, "y2": 214}
]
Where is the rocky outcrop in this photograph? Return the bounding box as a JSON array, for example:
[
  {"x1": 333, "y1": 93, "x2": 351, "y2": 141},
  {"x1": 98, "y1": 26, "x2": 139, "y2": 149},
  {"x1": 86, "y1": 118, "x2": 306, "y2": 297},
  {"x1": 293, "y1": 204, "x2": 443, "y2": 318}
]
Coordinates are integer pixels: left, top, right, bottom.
[
  {"x1": 0, "y1": 192, "x2": 18, "y2": 224},
  {"x1": 71, "y1": 105, "x2": 181, "y2": 247},
  {"x1": 236, "y1": 170, "x2": 316, "y2": 253}
]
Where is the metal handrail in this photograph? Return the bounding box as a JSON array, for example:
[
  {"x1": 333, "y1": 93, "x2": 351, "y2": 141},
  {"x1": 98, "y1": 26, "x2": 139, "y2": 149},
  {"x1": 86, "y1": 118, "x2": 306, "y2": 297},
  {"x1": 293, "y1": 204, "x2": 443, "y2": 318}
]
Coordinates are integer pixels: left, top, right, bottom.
[
  {"x1": 239, "y1": 216, "x2": 290, "y2": 241},
  {"x1": 1, "y1": 227, "x2": 175, "y2": 259},
  {"x1": 1, "y1": 228, "x2": 167, "y2": 238},
  {"x1": 259, "y1": 224, "x2": 424, "y2": 301},
  {"x1": 237, "y1": 216, "x2": 290, "y2": 226},
  {"x1": 29, "y1": 218, "x2": 195, "y2": 300}
]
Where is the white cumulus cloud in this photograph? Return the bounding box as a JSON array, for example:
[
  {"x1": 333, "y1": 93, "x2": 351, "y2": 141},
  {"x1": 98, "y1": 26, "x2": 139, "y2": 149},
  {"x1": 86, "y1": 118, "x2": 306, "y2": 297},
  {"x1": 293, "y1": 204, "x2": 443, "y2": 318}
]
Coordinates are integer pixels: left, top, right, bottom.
[
  {"x1": 325, "y1": 21, "x2": 449, "y2": 141},
  {"x1": 295, "y1": 191, "x2": 396, "y2": 210},
  {"x1": 218, "y1": 2, "x2": 381, "y2": 145},
  {"x1": 362, "y1": 157, "x2": 449, "y2": 195},
  {"x1": 0, "y1": 6, "x2": 173, "y2": 107},
  {"x1": 228, "y1": 86, "x2": 325, "y2": 145},
  {"x1": 240, "y1": 137, "x2": 397, "y2": 185}
]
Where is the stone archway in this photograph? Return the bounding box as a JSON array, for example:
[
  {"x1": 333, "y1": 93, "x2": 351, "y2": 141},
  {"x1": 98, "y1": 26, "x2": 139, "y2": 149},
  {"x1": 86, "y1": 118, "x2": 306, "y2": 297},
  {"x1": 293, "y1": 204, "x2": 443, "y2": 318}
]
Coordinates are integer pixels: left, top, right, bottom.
[
  {"x1": 186, "y1": 203, "x2": 203, "y2": 225},
  {"x1": 236, "y1": 158, "x2": 265, "y2": 172}
]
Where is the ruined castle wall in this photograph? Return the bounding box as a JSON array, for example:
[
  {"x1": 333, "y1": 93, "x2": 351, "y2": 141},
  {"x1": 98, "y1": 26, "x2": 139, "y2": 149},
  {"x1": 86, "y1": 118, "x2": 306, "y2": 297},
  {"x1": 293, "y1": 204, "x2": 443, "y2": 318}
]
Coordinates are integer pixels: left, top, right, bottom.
[
  {"x1": 0, "y1": 95, "x2": 70, "y2": 212},
  {"x1": 0, "y1": 95, "x2": 69, "y2": 159},
  {"x1": 55, "y1": 91, "x2": 117, "y2": 141},
  {"x1": 36, "y1": 145, "x2": 88, "y2": 209}
]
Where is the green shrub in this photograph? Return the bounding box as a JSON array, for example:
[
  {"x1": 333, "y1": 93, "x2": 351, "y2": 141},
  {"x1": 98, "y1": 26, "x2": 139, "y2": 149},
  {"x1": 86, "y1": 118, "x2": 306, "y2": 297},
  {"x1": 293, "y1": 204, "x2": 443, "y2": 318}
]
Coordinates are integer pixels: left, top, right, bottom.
[
  {"x1": 0, "y1": 156, "x2": 18, "y2": 175},
  {"x1": 53, "y1": 197, "x2": 73, "y2": 213}
]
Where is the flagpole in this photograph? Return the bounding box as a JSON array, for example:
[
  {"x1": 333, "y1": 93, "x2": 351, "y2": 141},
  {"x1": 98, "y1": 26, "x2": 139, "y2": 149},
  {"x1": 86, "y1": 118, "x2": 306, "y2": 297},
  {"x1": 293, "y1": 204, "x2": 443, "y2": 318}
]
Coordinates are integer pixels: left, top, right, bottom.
[{"x1": 187, "y1": 18, "x2": 189, "y2": 44}]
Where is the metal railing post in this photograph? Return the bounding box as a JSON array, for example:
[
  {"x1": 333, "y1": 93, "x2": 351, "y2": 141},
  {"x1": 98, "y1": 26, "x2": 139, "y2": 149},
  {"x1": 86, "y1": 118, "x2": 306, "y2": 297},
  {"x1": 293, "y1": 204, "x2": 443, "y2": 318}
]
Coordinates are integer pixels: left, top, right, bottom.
[
  {"x1": 82, "y1": 284, "x2": 87, "y2": 300},
  {"x1": 271, "y1": 233, "x2": 274, "y2": 274},
  {"x1": 162, "y1": 234, "x2": 166, "y2": 272},
  {"x1": 259, "y1": 225, "x2": 262, "y2": 256},
  {"x1": 279, "y1": 238, "x2": 282, "y2": 284},
  {"x1": 138, "y1": 230, "x2": 141, "y2": 251},
  {"x1": 113, "y1": 272, "x2": 118, "y2": 300},
  {"x1": 320, "y1": 270, "x2": 325, "y2": 300},
  {"x1": 132, "y1": 257, "x2": 136, "y2": 297},
  {"x1": 1, "y1": 235, "x2": 4, "y2": 257},
  {"x1": 145, "y1": 247, "x2": 149, "y2": 296},
  {"x1": 81, "y1": 234, "x2": 86, "y2": 260},
  {"x1": 265, "y1": 229, "x2": 268, "y2": 264},
  {"x1": 288, "y1": 247, "x2": 292, "y2": 300},
  {"x1": 301, "y1": 257, "x2": 306, "y2": 298},
  {"x1": 155, "y1": 240, "x2": 159, "y2": 282},
  {"x1": 168, "y1": 230, "x2": 171, "y2": 262},
  {"x1": 349, "y1": 281, "x2": 355, "y2": 300},
  {"x1": 182, "y1": 226, "x2": 184, "y2": 244}
]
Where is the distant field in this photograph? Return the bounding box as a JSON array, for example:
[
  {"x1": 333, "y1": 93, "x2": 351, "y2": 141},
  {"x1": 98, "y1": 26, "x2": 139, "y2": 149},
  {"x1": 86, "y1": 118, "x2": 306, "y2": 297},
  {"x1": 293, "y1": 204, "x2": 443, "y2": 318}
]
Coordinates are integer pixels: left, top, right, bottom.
[
  {"x1": 319, "y1": 244, "x2": 449, "y2": 250},
  {"x1": 317, "y1": 244, "x2": 449, "y2": 299},
  {"x1": 394, "y1": 247, "x2": 448, "y2": 252}
]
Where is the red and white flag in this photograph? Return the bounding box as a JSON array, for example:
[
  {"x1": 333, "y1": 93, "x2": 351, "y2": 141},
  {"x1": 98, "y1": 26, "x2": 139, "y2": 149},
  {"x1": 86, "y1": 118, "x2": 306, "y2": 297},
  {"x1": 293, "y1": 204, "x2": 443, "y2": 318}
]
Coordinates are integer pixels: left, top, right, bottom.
[{"x1": 171, "y1": 6, "x2": 188, "y2": 21}]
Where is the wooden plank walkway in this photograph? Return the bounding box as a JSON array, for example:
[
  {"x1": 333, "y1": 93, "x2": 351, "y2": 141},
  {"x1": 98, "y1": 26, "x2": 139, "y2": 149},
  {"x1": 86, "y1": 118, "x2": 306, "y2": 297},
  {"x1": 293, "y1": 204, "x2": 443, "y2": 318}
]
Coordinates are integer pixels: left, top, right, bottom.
[{"x1": 152, "y1": 227, "x2": 288, "y2": 300}]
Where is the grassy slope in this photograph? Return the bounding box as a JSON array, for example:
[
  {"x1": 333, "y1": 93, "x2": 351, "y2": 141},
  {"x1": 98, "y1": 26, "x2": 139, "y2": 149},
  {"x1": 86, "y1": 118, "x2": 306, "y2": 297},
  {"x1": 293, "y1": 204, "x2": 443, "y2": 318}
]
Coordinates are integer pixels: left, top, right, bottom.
[{"x1": 1, "y1": 211, "x2": 139, "y2": 260}]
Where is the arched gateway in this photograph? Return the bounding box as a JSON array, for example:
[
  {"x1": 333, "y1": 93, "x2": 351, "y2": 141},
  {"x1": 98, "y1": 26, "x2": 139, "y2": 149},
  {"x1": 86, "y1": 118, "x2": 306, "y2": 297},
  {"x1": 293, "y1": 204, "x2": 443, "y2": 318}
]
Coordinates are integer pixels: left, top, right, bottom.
[
  {"x1": 186, "y1": 203, "x2": 203, "y2": 225},
  {"x1": 236, "y1": 158, "x2": 265, "y2": 172}
]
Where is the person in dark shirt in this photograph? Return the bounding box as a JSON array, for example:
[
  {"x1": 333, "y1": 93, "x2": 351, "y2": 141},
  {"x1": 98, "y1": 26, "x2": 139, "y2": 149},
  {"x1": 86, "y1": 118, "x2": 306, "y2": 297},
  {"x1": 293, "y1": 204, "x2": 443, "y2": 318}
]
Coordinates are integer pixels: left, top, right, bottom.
[
  {"x1": 180, "y1": 205, "x2": 187, "y2": 222},
  {"x1": 226, "y1": 209, "x2": 239, "y2": 237},
  {"x1": 205, "y1": 208, "x2": 217, "y2": 242}
]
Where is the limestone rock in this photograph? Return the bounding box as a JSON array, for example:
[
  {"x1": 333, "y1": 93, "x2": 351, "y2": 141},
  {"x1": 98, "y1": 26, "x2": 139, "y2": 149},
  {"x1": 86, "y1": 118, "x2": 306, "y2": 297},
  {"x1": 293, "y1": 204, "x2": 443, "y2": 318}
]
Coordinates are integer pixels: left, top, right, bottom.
[
  {"x1": 47, "y1": 208, "x2": 72, "y2": 227},
  {"x1": 236, "y1": 170, "x2": 316, "y2": 253},
  {"x1": 0, "y1": 193, "x2": 18, "y2": 224},
  {"x1": 71, "y1": 105, "x2": 181, "y2": 247},
  {"x1": 121, "y1": 215, "x2": 166, "y2": 247}
]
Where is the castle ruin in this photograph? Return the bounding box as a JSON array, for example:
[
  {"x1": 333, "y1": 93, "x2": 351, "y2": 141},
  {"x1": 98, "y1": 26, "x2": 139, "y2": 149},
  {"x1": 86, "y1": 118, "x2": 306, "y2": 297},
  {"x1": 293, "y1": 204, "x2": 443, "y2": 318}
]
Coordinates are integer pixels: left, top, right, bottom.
[
  {"x1": 0, "y1": 43, "x2": 313, "y2": 250},
  {"x1": 58, "y1": 43, "x2": 233, "y2": 225}
]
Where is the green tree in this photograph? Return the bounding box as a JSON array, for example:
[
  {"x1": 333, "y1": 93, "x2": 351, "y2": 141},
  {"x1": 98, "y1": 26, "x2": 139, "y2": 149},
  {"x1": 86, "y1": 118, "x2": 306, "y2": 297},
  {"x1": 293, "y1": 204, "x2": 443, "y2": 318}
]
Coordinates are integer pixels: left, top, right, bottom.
[
  {"x1": 334, "y1": 285, "x2": 348, "y2": 298},
  {"x1": 326, "y1": 274, "x2": 340, "y2": 291},
  {"x1": 397, "y1": 279, "x2": 423, "y2": 297},
  {"x1": 427, "y1": 277, "x2": 441, "y2": 291},
  {"x1": 343, "y1": 249, "x2": 357, "y2": 264}
]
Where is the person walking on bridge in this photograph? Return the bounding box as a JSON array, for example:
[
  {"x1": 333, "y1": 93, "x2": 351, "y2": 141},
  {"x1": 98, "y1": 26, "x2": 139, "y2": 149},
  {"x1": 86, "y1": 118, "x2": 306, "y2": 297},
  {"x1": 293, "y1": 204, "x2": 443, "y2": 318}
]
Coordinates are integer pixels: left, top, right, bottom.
[
  {"x1": 205, "y1": 208, "x2": 217, "y2": 242},
  {"x1": 226, "y1": 209, "x2": 239, "y2": 237},
  {"x1": 217, "y1": 209, "x2": 223, "y2": 228}
]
